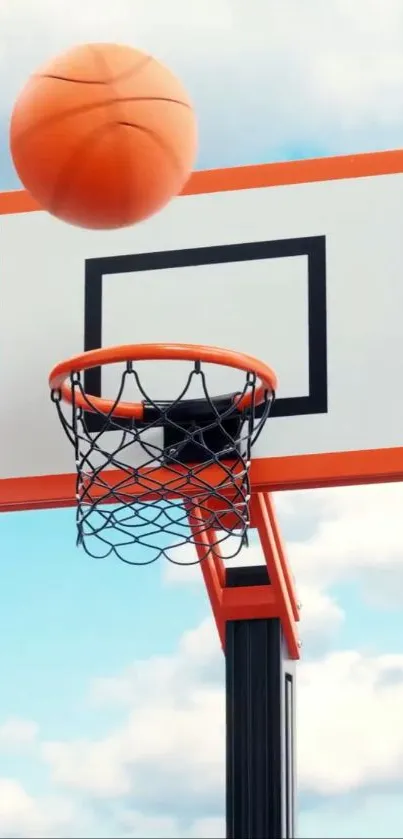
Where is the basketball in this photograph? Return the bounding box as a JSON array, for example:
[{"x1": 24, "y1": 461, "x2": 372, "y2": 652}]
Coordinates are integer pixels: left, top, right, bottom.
[{"x1": 9, "y1": 43, "x2": 198, "y2": 229}]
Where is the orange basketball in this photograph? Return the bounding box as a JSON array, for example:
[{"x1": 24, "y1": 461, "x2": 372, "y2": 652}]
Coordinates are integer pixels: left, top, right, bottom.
[{"x1": 10, "y1": 43, "x2": 198, "y2": 229}]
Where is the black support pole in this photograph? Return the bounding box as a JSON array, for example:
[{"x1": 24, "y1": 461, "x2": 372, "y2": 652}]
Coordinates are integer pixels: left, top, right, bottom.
[{"x1": 225, "y1": 565, "x2": 297, "y2": 839}]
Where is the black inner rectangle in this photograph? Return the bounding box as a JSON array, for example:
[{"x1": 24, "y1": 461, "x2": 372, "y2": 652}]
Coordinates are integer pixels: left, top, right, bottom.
[{"x1": 83, "y1": 236, "x2": 327, "y2": 433}]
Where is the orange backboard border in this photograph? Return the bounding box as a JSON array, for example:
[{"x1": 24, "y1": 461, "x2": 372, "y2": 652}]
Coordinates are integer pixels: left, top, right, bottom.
[
  {"x1": 1, "y1": 448, "x2": 403, "y2": 513},
  {"x1": 1, "y1": 147, "x2": 403, "y2": 511},
  {"x1": 1, "y1": 148, "x2": 403, "y2": 217}
]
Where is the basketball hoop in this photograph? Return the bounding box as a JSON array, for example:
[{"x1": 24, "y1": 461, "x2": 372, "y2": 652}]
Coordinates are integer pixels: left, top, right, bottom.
[{"x1": 49, "y1": 343, "x2": 277, "y2": 565}]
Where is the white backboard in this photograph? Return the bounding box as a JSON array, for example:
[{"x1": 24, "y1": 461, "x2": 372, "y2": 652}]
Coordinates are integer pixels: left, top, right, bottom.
[{"x1": 1, "y1": 149, "x2": 403, "y2": 510}]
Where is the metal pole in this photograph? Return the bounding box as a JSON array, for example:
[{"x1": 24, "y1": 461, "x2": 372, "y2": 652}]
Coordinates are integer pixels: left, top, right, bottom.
[{"x1": 225, "y1": 564, "x2": 297, "y2": 839}]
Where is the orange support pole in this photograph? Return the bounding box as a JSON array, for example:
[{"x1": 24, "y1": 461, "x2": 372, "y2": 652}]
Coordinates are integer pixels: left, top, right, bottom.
[
  {"x1": 186, "y1": 490, "x2": 299, "y2": 838},
  {"x1": 186, "y1": 491, "x2": 300, "y2": 660}
]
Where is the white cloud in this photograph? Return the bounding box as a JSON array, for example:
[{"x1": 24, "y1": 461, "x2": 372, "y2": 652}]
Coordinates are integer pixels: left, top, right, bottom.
[
  {"x1": 117, "y1": 810, "x2": 225, "y2": 839},
  {"x1": 43, "y1": 621, "x2": 224, "y2": 817},
  {"x1": 299, "y1": 649, "x2": 403, "y2": 796},
  {"x1": 37, "y1": 612, "x2": 403, "y2": 833},
  {"x1": 89, "y1": 617, "x2": 223, "y2": 710},
  {"x1": 0, "y1": 717, "x2": 38, "y2": 751},
  {"x1": 0, "y1": 0, "x2": 232, "y2": 105},
  {"x1": 0, "y1": 779, "x2": 75, "y2": 838},
  {"x1": 277, "y1": 484, "x2": 403, "y2": 605},
  {"x1": 298, "y1": 585, "x2": 344, "y2": 655},
  {"x1": 299, "y1": 791, "x2": 403, "y2": 839},
  {"x1": 2, "y1": 0, "x2": 403, "y2": 166}
]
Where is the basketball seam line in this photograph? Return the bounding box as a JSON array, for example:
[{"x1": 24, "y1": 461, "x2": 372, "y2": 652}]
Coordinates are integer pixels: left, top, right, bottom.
[
  {"x1": 14, "y1": 97, "x2": 193, "y2": 142},
  {"x1": 88, "y1": 44, "x2": 134, "y2": 223},
  {"x1": 34, "y1": 54, "x2": 153, "y2": 86},
  {"x1": 49, "y1": 122, "x2": 122, "y2": 221},
  {"x1": 117, "y1": 121, "x2": 183, "y2": 173},
  {"x1": 35, "y1": 84, "x2": 192, "y2": 110},
  {"x1": 48, "y1": 119, "x2": 183, "y2": 221}
]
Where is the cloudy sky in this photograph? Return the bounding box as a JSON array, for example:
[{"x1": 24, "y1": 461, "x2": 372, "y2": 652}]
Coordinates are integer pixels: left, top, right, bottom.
[{"x1": 2, "y1": 0, "x2": 403, "y2": 836}]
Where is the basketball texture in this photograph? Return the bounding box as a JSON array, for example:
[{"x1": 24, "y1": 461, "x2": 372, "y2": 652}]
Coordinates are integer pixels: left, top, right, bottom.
[{"x1": 10, "y1": 43, "x2": 198, "y2": 229}]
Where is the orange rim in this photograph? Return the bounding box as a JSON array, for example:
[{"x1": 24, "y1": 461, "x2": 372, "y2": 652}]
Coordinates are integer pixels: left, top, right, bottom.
[{"x1": 49, "y1": 342, "x2": 277, "y2": 420}]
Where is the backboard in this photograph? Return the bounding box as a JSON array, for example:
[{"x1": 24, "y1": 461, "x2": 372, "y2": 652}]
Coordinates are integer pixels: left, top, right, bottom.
[{"x1": 1, "y1": 148, "x2": 403, "y2": 512}]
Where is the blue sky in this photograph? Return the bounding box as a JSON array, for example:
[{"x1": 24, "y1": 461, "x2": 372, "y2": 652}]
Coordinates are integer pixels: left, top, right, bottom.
[{"x1": 2, "y1": 1, "x2": 403, "y2": 836}]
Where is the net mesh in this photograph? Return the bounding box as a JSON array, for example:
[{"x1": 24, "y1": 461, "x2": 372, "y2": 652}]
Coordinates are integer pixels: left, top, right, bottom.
[{"x1": 51, "y1": 358, "x2": 274, "y2": 565}]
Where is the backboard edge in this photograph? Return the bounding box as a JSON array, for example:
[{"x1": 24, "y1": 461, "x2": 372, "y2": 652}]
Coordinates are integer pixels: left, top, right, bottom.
[
  {"x1": 2, "y1": 147, "x2": 403, "y2": 216},
  {"x1": 1, "y1": 447, "x2": 403, "y2": 511}
]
